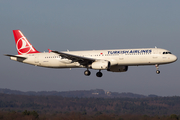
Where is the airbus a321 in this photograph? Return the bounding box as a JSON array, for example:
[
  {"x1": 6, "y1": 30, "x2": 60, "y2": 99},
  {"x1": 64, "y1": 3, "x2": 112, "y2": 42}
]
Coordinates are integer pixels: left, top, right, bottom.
[{"x1": 5, "y1": 30, "x2": 177, "y2": 77}]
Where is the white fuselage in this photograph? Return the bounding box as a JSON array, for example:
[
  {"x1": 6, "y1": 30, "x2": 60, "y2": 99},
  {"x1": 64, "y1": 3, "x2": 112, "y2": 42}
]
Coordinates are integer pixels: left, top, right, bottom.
[
  {"x1": 8, "y1": 30, "x2": 177, "y2": 77},
  {"x1": 11, "y1": 48, "x2": 177, "y2": 69}
]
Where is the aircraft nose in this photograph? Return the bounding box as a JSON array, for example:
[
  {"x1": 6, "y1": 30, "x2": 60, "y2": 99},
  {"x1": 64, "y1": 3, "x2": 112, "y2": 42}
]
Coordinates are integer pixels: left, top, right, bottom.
[{"x1": 171, "y1": 55, "x2": 178, "y2": 62}]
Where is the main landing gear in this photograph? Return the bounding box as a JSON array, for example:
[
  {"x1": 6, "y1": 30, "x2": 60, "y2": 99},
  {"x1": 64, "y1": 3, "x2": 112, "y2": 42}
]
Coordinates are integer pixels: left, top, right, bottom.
[
  {"x1": 84, "y1": 69, "x2": 103, "y2": 77},
  {"x1": 96, "y1": 70, "x2": 103, "y2": 77},
  {"x1": 84, "y1": 70, "x2": 91, "y2": 76},
  {"x1": 155, "y1": 64, "x2": 160, "y2": 74}
]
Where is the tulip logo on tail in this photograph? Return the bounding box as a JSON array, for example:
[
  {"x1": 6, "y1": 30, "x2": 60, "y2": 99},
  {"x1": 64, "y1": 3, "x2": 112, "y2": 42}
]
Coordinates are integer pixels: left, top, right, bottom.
[
  {"x1": 14, "y1": 30, "x2": 39, "y2": 54},
  {"x1": 16, "y1": 37, "x2": 36, "y2": 54}
]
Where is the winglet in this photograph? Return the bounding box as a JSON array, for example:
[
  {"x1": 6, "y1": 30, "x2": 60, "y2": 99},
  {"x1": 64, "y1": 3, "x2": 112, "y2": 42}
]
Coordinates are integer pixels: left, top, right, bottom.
[{"x1": 48, "y1": 49, "x2": 52, "y2": 53}]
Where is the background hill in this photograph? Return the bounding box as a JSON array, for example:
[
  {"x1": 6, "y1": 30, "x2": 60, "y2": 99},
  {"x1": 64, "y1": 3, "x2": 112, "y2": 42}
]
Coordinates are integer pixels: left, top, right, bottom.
[
  {"x1": 0, "y1": 88, "x2": 180, "y2": 116},
  {"x1": 0, "y1": 88, "x2": 155, "y2": 98}
]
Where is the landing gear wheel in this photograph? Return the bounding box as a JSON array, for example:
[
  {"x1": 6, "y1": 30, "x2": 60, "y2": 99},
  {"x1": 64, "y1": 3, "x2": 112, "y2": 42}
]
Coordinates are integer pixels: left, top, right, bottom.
[
  {"x1": 155, "y1": 64, "x2": 160, "y2": 74},
  {"x1": 156, "y1": 70, "x2": 160, "y2": 74},
  {"x1": 96, "y1": 72, "x2": 103, "y2": 77},
  {"x1": 84, "y1": 70, "x2": 91, "y2": 76}
]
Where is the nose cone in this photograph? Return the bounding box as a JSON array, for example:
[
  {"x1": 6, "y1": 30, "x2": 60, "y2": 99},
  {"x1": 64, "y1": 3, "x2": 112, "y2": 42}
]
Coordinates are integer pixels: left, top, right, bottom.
[{"x1": 171, "y1": 55, "x2": 178, "y2": 62}]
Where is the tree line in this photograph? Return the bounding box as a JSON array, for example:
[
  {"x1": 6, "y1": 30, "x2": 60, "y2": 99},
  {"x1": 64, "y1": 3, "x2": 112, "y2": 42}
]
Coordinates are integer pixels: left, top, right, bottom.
[
  {"x1": 0, "y1": 93, "x2": 180, "y2": 116},
  {"x1": 0, "y1": 111, "x2": 179, "y2": 120}
]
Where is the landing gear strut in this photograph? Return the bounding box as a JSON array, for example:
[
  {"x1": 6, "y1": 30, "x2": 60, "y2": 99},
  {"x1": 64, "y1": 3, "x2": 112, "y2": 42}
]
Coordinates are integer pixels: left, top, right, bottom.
[
  {"x1": 96, "y1": 70, "x2": 103, "y2": 77},
  {"x1": 155, "y1": 64, "x2": 160, "y2": 74},
  {"x1": 84, "y1": 69, "x2": 91, "y2": 76}
]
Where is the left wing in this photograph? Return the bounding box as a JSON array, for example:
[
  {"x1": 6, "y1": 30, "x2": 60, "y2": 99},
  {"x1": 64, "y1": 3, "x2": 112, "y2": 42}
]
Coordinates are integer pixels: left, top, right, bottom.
[{"x1": 52, "y1": 51, "x2": 96, "y2": 66}]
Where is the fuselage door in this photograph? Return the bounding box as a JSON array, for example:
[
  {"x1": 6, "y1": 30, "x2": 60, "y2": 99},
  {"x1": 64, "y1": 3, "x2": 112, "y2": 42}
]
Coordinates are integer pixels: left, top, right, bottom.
[
  {"x1": 152, "y1": 49, "x2": 158, "y2": 59},
  {"x1": 34, "y1": 54, "x2": 39, "y2": 64}
]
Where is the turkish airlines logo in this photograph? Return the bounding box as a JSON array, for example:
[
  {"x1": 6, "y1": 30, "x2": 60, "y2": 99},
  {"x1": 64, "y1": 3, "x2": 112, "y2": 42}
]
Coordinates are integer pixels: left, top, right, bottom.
[{"x1": 16, "y1": 37, "x2": 35, "y2": 54}]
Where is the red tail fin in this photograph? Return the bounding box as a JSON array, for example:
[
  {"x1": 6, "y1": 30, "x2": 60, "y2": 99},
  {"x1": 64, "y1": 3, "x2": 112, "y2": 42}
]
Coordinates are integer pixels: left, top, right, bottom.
[{"x1": 13, "y1": 30, "x2": 40, "y2": 55}]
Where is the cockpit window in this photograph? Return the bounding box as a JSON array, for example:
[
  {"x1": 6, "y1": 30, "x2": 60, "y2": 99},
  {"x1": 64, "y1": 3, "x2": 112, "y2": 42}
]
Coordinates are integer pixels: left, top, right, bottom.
[{"x1": 163, "y1": 52, "x2": 172, "y2": 54}]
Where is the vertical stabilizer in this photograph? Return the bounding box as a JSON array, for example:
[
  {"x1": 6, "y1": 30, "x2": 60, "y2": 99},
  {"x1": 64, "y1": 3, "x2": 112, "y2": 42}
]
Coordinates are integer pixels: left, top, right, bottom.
[{"x1": 13, "y1": 30, "x2": 40, "y2": 55}]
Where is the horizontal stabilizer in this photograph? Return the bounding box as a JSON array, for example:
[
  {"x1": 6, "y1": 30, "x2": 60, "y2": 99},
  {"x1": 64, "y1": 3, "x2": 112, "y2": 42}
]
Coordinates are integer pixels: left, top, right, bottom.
[{"x1": 4, "y1": 54, "x2": 27, "y2": 62}]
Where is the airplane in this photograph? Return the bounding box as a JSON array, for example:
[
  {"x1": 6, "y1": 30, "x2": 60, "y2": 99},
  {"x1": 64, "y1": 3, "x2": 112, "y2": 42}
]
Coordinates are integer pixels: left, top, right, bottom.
[{"x1": 5, "y1": 30, "x2": 177, "y2": 77}]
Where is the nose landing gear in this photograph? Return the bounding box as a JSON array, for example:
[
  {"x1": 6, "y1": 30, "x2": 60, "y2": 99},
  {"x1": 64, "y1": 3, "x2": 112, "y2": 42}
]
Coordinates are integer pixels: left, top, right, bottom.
[{"x1": 155, "y1": 64, "x2": 160, "y2": 74}]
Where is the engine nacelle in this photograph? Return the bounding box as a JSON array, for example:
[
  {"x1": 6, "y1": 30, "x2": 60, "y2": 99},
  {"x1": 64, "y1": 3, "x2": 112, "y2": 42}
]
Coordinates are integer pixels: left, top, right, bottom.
[
  {"x1": 108, "y1": 65, "x2": 128, "y2": 72},
  {"x1": 91, "y1": 61, "x2": 110, "y2": 70}
]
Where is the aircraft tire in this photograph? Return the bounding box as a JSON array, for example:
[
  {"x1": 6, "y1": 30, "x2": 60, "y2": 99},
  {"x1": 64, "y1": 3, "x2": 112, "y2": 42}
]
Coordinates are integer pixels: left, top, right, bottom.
[
  {"x1": 84, "y1": 70, "x2": 91, "y2": 76},
  {"x1": 156, "y1": 70, "x2": 160, "y2": 74},
  {"x1": 96, "y1": 72, "x2": 103, "y2": 77}
]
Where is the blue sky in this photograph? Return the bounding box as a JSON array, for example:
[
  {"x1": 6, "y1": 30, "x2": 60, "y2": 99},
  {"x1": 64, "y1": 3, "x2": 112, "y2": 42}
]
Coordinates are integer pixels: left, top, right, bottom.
[{"x1": 0, "y1": 0, "x2": 180, "y2": 96}]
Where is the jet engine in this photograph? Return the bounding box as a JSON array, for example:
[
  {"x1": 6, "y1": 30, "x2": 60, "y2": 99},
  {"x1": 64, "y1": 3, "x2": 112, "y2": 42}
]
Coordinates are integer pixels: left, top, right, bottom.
[
  {"x1": 91, "y1": 60, "x2": 110, "y2": 70},
  {"x1": 108, "y1": 65, "x2": 128, "y2": 72}
]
